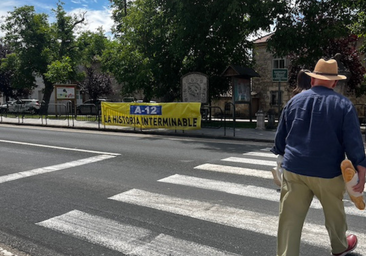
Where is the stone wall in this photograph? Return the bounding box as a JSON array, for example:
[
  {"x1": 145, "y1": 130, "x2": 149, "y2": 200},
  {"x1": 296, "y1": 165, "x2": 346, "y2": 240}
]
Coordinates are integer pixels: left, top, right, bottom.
[
  {"x1": 251, "y1": 43, "x2": 291, "y2": 116},
  {"x1": 251, "y1": 38, "x2": 366, "y2": 119}
]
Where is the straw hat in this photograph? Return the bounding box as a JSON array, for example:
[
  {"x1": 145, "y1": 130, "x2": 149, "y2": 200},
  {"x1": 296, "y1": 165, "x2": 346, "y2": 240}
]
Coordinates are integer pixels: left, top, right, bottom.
[{"x1": 305, "y1": 59, "x2": 347, "y2": 80}]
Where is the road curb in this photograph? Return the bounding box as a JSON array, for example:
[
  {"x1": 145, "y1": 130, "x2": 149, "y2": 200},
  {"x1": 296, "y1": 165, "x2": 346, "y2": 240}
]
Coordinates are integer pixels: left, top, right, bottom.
[{"x1": 0, "y1": 121, "x2": 275, "y2": 143}]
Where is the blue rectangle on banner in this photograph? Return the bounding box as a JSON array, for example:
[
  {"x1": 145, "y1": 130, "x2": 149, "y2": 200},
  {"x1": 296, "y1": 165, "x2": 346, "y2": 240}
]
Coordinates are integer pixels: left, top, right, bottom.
[{"x1": 130, "y1": 105, "x2": 162, "y2": 115}]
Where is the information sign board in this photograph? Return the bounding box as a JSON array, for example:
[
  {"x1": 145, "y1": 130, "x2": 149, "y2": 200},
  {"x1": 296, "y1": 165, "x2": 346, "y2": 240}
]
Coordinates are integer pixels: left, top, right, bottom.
[{"x1": 272, "y1": 69, "x2": 288, "y2": 82}]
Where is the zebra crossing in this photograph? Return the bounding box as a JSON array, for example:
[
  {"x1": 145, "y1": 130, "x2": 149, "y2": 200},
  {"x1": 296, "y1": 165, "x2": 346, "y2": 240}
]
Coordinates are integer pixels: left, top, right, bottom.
[{"x1": 36, "y1": 149, "x2": 366, "y2": 255}]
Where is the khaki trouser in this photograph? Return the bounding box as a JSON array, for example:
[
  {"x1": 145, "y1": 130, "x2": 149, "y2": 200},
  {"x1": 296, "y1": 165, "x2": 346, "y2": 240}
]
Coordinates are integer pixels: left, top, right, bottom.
[{"x1": 277, "y1": 170, "x2": 348, "y2": 256}]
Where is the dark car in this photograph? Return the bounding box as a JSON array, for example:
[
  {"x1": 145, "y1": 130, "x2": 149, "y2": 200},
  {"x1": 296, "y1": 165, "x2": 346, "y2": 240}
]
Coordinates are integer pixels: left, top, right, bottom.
[{"x1": 76, "y1": 99, "x2": 107, "y2": 115}]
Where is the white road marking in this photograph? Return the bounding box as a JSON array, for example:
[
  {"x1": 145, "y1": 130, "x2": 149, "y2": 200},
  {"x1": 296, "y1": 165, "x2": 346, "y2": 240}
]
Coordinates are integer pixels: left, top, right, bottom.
[
  {"x1": 159, "y1": 173, "x2": 280, "y2": 198},
  {"x1": 131, "y1": 234, "x2": 239, "y2": 256},
  {"x1": 222, "y1": 157, "x2": 276, "y2": 166},
  {"x1": 194, "y1": 163, "x2": 274, "y2": 179},
  {"x1": 158, "y1": 174, "x2": 365, "y2": 217},
  {"x1": 0, "y1": 155, "x2": 116, "y2": 184},
  {"x1": 109, "y1": 189, "x2": 366, "y2": 250},
  {"x1": 243, "y1": 151, "x2": 276, "y2": 158},
  {"x1": 260, "y1": 147, "x2": 273, "y2": 151},
  {"x1": 0, "y1": 139, "x2": 120, "y2": 156},
  {"x1": 33, "y1": 147, "x2": 366, "y2": 254},
  {"x1": 0, "y1": 247, "x2": 17, "y2": 256},
  {"x1": 37, "y1": 210, "x2": 239, "y2": 256}
]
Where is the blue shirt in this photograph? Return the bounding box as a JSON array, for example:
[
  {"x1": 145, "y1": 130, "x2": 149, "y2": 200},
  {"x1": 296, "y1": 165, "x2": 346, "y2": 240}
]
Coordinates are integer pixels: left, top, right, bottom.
[{"x1": 271, "y1": 86, "x2": 366, "y2": 178}]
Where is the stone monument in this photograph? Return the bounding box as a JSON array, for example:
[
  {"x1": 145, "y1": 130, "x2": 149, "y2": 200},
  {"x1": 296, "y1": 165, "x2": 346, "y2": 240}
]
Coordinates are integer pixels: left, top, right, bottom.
[{"x1": 181, "y1": 72, "x2": 209, "y2": 103}]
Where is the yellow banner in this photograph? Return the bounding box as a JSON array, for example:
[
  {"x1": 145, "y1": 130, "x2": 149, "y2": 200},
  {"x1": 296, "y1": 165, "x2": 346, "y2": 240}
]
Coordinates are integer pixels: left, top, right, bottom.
[{"x1": 101, "y1": 102, "x2": 201, "y2": 130}]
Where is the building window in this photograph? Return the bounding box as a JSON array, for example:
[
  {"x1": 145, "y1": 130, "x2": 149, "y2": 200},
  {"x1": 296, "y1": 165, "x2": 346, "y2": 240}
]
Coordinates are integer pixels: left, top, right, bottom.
[
  {"x1": 270, "y1": 91, "x2": 282, "y2": 106},
  {"x1": 273, "y1": 58, "x2": 286, "y2": 69}
]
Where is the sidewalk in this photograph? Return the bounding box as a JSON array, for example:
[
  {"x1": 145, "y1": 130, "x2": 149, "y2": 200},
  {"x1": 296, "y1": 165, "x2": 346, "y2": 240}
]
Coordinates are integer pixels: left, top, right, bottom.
[
  {"x1": 0, "y1": 116, "x2": 276, "y2": 143},
  {"x1": 160, "y1": 126, "x2": 276, "y2": 142}
]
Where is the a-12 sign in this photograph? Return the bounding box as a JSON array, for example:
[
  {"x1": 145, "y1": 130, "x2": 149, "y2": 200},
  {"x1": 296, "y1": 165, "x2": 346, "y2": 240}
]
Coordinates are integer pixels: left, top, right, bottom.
[{"x1": 130, "y1": 105, "x2": 162, "y2": 115}]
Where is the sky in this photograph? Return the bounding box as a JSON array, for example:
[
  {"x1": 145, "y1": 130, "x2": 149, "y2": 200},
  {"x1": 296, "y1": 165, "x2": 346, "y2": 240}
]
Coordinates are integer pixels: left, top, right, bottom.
[
  {"x1": 0, "y1": 0, "x2": 115, "y2": 37},
  {"x1": 0, "y1": 0, "x2": 275, "y2": 40}
]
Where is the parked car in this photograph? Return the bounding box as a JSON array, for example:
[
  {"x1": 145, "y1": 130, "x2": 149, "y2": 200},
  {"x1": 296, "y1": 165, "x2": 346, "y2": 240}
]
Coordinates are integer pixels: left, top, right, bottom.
[
  {"x1": 76, "y1": 99, "x2": 107, "y2": 115},
  {"x1": 5, "y1": 99, "x2": 41, "y2": 114},
  {"x1": 20, "y1": 99, "x2": 42, "y2": 114},
  {"x1": 0, "y1": 101, "x2": 16, "y2": 113}
]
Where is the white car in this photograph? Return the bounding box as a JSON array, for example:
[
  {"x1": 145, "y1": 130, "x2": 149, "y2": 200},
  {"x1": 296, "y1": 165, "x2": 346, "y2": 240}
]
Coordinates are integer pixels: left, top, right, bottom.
[
  {"x1": 6, "y1": 99, "x2": 42, "y2": 114},
  {"x1": 0, "y1": 101, "x2": 16, "y2": 113}
]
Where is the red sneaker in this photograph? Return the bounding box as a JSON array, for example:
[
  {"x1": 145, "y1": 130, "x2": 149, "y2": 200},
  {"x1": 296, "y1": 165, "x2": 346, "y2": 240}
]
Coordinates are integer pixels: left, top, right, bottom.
[{"x1": 332, "y1": 234, "x2": 358, "y2": 256}]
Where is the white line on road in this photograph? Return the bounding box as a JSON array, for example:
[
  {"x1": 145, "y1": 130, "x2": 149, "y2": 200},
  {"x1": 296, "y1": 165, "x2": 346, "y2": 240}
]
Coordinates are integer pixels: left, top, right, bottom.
[
  {"x1": 243, "y1": 151, "x2": 276, "y2": 158},
  {"x1": 0, "y1": 155, "x2": 116, "y2": 184},
  {"x1": 158, "y1": 174, "x2": 364, "y2": 217},
  {"x1": 194, "y1": 163, "x2": 274, "y2": 179},
  {"x1": 131, "y1": 233, "x2": 240, "y2": 256},
  {"x1": 0, "y1": 139, "x2": 120, "y2": 156},
  {"x1": 37, "y1": 210, "x2": 240, "y2": 256},
  {"x1": 222, "y1": 157, "x2": 276, "y2": 166},
  {"x1": 159, "y1": 173, "x2": 280, "y2": 199},
  {"x1": 109, "y1": 189, "x2": 366, "y2": 250}
]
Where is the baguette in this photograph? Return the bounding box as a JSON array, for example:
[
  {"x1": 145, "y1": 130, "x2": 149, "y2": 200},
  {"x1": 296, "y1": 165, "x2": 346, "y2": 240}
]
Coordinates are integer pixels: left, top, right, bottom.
[{"x1": 340, "y1": 159, "x2": 365, "y2": 210}]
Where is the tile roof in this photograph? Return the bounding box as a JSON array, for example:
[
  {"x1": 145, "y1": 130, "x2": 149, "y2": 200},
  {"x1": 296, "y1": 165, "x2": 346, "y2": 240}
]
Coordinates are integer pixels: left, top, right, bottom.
[{"x1": 253, "y1": 33, "x2": 273, "y2": 44}]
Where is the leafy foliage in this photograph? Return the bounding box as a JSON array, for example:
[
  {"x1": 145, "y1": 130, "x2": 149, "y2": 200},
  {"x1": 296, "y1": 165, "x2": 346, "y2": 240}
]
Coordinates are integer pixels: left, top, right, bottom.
[
  {"x1": 286, "y1": 35, "x2": 366, "y2": 95},
  {"x1": 107, "y1": 0, "x2": 286, "y2": 101},
  {"x1": 267, "y1": 0, "x2": 366, "y2": 94},
  {"x1": 351, "y1": 11, "x2": 366, "y2": 52},
  {"x1": 350, "y1": 8, "x2": 366, "y2": 94},
  {"x1": 44, "y1": 56, "x2": 74, "y2": 84},
  {"x1": 0, "y1": 40, "x2": 14, "y2": 100},
  {"x1": 268, "y1": 0, "x2": 354, "y2": 65},
  {"x1": 0, "y1": 52, "x2": 35, "y2": 98},
  {"x1": 80, "y1": 66, "x2": 113, "y2": 101},
  {"x1": 0, "y1": 2, "x2": 86, "y2": 109},
  {"x1": 76, "y1": 28, "x2": 108, "y2": 66},
  {"x1": 327, "y1": 36, "x2": 366, "y2": 96},
  {"x1": 2, "y1": 0, "x2": 366, "y2": 105},
  {"x1": 76, "y1": 29, "x2": 114, "y2": 100},
  {"x1": 1, "y1": 6, "x2": 49, "y2": 88}
]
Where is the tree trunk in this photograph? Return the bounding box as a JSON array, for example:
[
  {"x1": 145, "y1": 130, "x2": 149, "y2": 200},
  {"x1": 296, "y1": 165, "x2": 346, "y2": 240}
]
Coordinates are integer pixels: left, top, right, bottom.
[{"x1": 41, "y1": 76, "x2": 54, "y2": 114}]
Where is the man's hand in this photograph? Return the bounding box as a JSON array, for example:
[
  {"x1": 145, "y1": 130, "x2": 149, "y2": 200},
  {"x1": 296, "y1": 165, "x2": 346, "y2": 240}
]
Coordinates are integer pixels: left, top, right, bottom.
[
  {"x1": 354, "y1": 165, "x2": 366, "y2": 193},
  {"x1": 277, "y1": 155, "x2": 284, "y2": 174}
]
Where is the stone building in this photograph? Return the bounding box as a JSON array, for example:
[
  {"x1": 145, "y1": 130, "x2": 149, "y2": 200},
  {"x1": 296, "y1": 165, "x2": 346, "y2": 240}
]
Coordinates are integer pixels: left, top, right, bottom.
[
  {"x1": 252, "y1": 33, "x2": 290, "y2": 116},
  {"x1": 251, "y1": 33, "x2": 366, "y2": 122}
]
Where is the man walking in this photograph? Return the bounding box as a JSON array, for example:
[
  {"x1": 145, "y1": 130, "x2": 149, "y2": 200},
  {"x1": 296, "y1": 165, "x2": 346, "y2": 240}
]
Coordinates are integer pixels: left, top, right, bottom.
[{"x1": 271, "y1": 58, "x2": 366, "y2": 256}]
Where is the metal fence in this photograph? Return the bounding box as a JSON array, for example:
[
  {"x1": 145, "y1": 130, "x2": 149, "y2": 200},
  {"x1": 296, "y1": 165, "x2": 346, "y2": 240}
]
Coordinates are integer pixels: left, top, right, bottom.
[{"x1": 0, "y1": 103, "x2": 240, "y2": 136}]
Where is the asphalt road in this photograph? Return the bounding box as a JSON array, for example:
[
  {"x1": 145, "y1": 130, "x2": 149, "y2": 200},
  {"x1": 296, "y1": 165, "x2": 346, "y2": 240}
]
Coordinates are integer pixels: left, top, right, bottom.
[{"x1": 0, "y1": 124, "x2": 364, "y2": 256}]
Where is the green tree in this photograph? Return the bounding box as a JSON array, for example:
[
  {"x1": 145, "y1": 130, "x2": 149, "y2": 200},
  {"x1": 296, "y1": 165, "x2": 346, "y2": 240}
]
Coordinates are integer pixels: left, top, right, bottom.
[
  {"x1": 267, "y1": 0, "x2": 356, "y2": 65},
  {"x1": 44, "y1": 56, "x2": 74, "y2": 84},
  {"x1": 1, "y1": 2, "x2": 86, "y2": 111},
  {"x1": 352, "y1": 11, "x2": 366, "y2": 53},
  {"x1": 267, "y1": 0, "x2": 366, "y2": 93},
  {"x1": 76, "y1": 29, "x2": 113, "y2": 101},
  {"x1": 0, "y1": 6, "x2": 50, "y2": 98},
  {"x1": 107, "y1": 0, "x2": 285, "y2": 102},
  {"x1": 0, "y1": 40, "x2": 14, "y2": 101},
  {"x1": 0, "y1": 51, "x2": 35, "y2": 99},
  {"x1": 350, "y1": 1, "x2": 366, "y2": 88}
]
